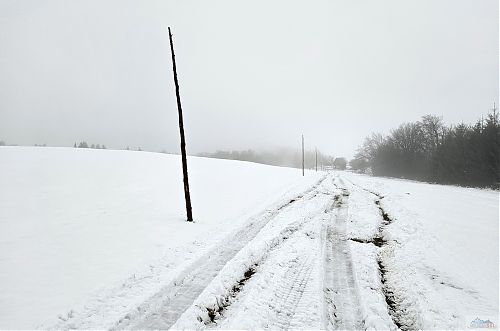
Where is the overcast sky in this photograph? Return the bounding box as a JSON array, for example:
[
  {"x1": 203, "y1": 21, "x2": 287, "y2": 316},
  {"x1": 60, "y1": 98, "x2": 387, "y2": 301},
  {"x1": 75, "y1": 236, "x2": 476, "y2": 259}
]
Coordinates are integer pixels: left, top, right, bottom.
[{"x1": 0, "y1": 0, "x2": 498, "y2": 159}]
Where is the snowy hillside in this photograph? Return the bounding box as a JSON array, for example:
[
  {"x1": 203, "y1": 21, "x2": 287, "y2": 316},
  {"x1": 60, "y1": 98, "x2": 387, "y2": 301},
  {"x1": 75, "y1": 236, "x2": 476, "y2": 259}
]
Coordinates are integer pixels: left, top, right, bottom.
[{"x1": 0, "y1": 147, "x2": 321, "y2": 328}]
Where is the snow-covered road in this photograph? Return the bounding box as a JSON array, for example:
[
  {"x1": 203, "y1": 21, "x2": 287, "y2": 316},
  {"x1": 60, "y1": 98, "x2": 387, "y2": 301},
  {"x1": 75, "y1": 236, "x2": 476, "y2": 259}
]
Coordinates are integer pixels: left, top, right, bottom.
[{"x1": 127, "y1": 173, "x2": 403, "y2": 330}]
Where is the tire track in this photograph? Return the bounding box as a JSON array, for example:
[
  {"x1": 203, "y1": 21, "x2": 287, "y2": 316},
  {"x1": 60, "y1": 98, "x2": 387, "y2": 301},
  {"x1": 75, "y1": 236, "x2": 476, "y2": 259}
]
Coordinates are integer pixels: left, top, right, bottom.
[
  {"x1": 195, "y1": 218, "x2": 313, "y2": 327},
  {"x1": 342, "y1": 174, "x2": 416, "y2": 330},
  {"x1": 323, "y1": 178, "x2": 364, "y2": 330},
  {"x1": 210, "y1": 218, "x2": 326, "y2": 330},
  {"x1": 273, "y1": 254, "x2": 315, "y2": 330}
]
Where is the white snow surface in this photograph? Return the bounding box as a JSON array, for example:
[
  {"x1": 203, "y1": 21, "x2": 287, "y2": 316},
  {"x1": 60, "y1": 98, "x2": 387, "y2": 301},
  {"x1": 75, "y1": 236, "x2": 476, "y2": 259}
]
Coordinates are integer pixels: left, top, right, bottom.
[
  {"x1": 1, "y1": 147, "x2": 498, "y2": 330},
  {"x1": 342, "y1": 171, "x2": 499, "y2": 329},
  {"x1": 0, "y1": 147, "x2": 322, "y2": 329},
  {"x1": 172, "y1": 177, "x2": 335, "y2": 330},
  {"x1": 348, "y1": 241, "x2": 395, "y2": 330}
]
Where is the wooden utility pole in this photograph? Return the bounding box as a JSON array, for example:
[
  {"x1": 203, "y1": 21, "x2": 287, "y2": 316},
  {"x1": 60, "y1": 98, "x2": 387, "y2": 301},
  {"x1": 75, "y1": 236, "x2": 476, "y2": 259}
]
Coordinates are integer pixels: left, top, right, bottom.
[
  {"x1": 302, "y1": 135, "x2": 305, "y2": 176},
  {"x1": 168, "y1": 27, "x2": 193, "y2": 222},
  {"x1": 493, "y1": 102, "x2": 497, "y2": 126},
  {"x1": 315, "y1": 147, "x2": 318, "y2": 172}
]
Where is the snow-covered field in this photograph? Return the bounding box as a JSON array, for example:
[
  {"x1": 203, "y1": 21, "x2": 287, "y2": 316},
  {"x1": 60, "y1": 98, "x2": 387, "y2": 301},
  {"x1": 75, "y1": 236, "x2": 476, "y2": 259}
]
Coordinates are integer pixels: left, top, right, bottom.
[
  {"x1": 0, "y1": 147, "x2": 498, "y2": 329},
  {"x1": 0, "y1": 147, "x2": 321, "y2": 329}
]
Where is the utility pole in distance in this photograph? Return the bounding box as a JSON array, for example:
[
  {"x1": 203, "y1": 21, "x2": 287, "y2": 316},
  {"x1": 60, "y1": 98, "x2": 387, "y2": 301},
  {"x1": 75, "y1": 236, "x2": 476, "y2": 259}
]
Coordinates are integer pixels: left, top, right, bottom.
[
  {"x1": 302, "y1": 135, "x2": 305, "y2": 176},
  {"x1": 315, "y1": 147, "x2": 318, "y2": 172},
  {"x1": 168, "y1": 27, "x2": 193, "y2": 222},
  {"x1": 493, "y1": 102, "x2": 497, "y2": 126}
]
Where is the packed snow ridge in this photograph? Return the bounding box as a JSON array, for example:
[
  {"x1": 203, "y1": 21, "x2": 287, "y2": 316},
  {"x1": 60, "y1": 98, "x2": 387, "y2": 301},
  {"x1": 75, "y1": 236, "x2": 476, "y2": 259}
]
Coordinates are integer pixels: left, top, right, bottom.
[{"x1": 0, "y1": 147, "x2": 498, "y2": 329}]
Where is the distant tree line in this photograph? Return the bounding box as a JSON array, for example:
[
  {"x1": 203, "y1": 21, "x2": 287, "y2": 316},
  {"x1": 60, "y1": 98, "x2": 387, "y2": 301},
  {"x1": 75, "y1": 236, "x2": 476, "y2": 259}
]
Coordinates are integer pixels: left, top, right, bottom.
[
  {"x1": 74, "y1": 141, "x2": 107, "y2": 149},
  {"x1": 0, "y1": 140, "x2": 27, "y2": 147},
  {"x1": 0, "y1": 140, "x2": 151, "y2": 151},
  {"x1": 350, "y1": 108, "x2": 500, "y2": 188},
  {"x1": 198, "y1": 148, "x2": 335, "y2": 170}
]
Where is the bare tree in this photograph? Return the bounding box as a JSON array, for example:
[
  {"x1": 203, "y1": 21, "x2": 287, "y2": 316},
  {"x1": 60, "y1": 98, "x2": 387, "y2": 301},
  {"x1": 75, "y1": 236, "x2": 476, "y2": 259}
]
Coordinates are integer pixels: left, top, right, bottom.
[{"x1": 421, "y1": 114, "x2": 444, "y2": 151}]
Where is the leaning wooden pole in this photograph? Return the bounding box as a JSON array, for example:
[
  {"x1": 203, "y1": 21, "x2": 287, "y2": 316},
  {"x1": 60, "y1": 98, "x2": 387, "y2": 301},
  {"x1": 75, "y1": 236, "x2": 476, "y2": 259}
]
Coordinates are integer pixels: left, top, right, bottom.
[
  {"x1": 168, "y1": 27, "x2": 193, "y2": 222},
  {"x1": 302, "y1": 134, "x2": 305, "y2": 176}
]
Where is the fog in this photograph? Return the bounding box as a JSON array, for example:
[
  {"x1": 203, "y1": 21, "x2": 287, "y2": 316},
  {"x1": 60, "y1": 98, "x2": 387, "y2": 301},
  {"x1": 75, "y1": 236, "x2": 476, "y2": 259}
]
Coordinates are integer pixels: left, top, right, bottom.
[{"x1": 0, "y1": 0, "x2": 497, "y2": 159}]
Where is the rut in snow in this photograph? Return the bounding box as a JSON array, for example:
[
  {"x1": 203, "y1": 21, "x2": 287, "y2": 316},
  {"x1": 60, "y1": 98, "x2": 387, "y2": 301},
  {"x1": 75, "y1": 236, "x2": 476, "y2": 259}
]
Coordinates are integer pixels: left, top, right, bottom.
[
  {"x1": 323, "y1": 179, "x2": 364, "y2": 330},
  {"x1": 203, "y1": 263, "x2": 258, "y2": 324},
  {"x1": 370, "y1": 197, "x2": 413, "y2": 330},
  {"x1": 374, "y1": 198, "x2": 417, "y2": 331},
  {"x1": 196, "y1": 219, "x2": 310, "y2": 326},
  {"x1": 343, "y1": 177, "x2": 416, "y2": 330},
  {"x1": 113, "y1": 175, "x2": 327, "y2": 330},
  {"x1": 209, "y1": 246, "x2": 316, "y2": 329}
]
